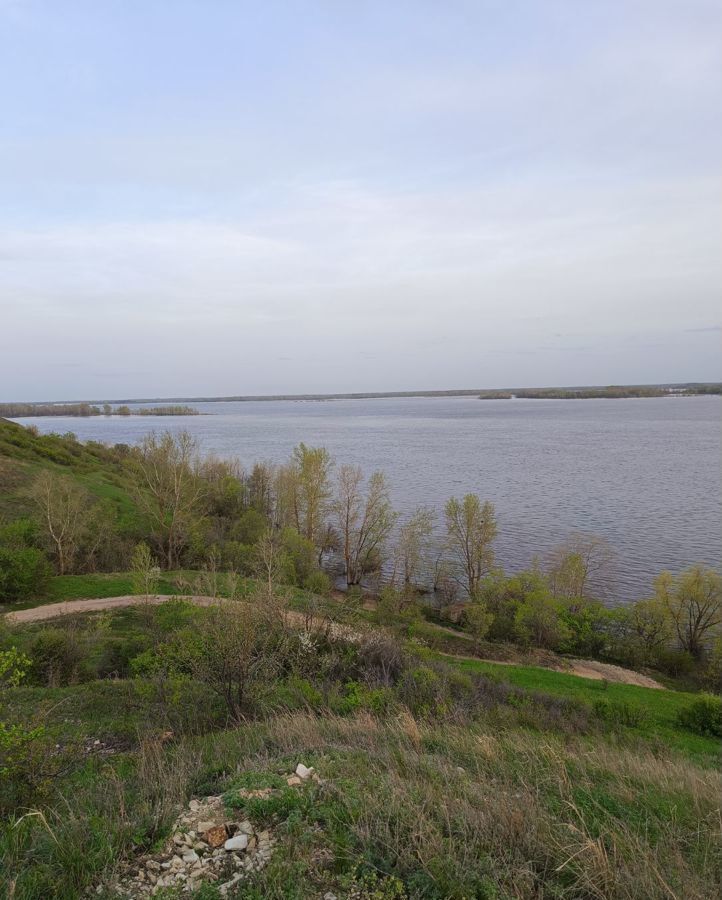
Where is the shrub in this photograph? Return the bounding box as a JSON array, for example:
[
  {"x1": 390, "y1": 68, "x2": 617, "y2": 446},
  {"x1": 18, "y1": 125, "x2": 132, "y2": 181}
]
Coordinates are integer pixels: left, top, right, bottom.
[
  {"x1": 678, "y1": 694, "x2": 722, "y2": 737},
  {"x1": 29, "y1": 627, "x2": 91, "y2": 686},
  {"x1": 0, "y1": 546, "x2": 52, "y2": 603}
]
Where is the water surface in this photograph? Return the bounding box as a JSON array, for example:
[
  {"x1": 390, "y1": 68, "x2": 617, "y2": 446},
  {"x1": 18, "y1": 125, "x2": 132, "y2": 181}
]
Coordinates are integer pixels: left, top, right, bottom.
[{"x1": 15, "y1": 395, "x2": 721, "y2": 603}]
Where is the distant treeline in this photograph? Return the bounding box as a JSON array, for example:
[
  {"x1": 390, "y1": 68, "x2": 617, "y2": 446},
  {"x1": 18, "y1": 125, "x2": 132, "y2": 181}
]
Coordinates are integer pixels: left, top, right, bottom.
[
  {"x1": 0, "y1": 403, "x2": 199, "y2": 417},
  {"x1": 479, "y1": 384, "x2": 722, "y2": 400}
]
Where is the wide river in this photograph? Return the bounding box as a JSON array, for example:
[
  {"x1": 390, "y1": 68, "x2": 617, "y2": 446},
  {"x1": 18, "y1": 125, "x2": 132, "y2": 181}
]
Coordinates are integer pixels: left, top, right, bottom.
[{"x1": 14, "y1": 396, "x2": 721, "y2": 603}]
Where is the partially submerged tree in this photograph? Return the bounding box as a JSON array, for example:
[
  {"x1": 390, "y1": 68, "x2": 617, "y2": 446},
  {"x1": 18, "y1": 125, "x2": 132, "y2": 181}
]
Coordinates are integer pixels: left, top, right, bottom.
[
  {"x1": 444, "y1": 494, "x2": 497, "y2": 599},
  {"x1": 393, "y1": 505, "x2": 434, "y2": 589},
  {"x1": 291, "y1": 443, "x2": 334, "y2": 544},
  {"x1": 334, "y1": 466, "x2": 397, "y2": 586}
]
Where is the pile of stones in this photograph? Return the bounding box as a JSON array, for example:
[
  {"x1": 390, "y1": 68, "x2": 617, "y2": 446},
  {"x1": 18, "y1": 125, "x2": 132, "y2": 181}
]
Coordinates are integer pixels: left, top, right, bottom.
[{"x1": 101, "y1": 763, "x2": 317, "y2": 897}]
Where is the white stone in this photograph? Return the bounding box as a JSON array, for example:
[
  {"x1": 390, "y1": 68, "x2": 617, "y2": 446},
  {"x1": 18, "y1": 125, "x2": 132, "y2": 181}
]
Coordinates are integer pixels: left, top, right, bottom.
[
  {"x1": 237, "y1": 820, "x2": 254, "y2": 835},
  {"x1": 295, "y1": 763, "x2": 314, "y2": 779},
  {"x1": 182, "y1": 851, "x2": 199, "y2": 864},
  {"x1": 189, "y1": 799, "x2": 201, "y2": 811},
  {"x1": 224, "y1": 834, "x2": 249, "y2": 852},
  {"x1": 196, "y1": 820, "x2": 215, "y2": 833}
]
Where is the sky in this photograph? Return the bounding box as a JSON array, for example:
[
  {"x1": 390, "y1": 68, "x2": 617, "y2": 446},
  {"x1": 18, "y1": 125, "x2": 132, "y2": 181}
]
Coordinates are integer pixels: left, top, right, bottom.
[{"x1": 1, "y1": 0, "x2": 720, "y2": 401}]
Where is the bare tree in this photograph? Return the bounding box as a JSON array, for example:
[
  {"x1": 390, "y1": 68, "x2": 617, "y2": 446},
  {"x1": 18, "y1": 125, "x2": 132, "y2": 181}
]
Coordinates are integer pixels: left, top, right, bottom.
[
  {"x1": 546, "y1": 533, "x2": 615, "y2": 602},
  {"x1": 654, "y1": 566, "x2": 722, "y2": 659},
  {"x1": 132, "y1": 431, "x2": 205, "y2": 569},
  {"x1": 253, "y1": 529, "x2": 284, "y2": 598},
  {"x1": 334, "y1": 466, "x2": 397, "y2": 587},
  {"x1": 30, "y1": 471, "x2": 91, "y2": 574},
  {"x1": 444, "y1": 494, "x2": 497, "y2": 599}
]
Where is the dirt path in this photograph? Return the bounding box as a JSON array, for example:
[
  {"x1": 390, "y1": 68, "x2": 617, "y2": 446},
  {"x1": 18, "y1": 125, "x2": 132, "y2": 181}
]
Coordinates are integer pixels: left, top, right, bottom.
[{"x1": 4, "y1": 595, "x2": 665, "y2": 689}]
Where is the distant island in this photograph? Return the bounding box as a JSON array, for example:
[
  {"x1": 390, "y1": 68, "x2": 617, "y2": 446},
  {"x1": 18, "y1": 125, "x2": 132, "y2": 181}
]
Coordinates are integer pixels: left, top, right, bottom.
[
  {"x1": 2, "y1": 383, "x2": 719, "y2": 411},
  {"x1": 0, "y1": 403, "x2": 200, "y2": 418}
]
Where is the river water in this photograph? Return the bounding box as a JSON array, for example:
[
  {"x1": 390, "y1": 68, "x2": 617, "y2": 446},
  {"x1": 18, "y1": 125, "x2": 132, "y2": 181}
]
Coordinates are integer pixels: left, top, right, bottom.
[{"x1": 13, "y1": 395, "x2": 721, "y2": 603}]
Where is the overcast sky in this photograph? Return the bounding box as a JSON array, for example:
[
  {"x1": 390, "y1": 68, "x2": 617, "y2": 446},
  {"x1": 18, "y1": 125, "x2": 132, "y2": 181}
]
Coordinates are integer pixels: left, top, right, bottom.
[{"x1": 1, "y1": 1, "x2": 720, "y2": 401}]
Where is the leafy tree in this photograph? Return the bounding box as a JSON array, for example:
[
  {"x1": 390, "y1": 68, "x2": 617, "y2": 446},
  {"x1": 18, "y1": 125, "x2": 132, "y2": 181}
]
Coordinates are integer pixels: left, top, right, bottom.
[
  {"x1": 290, "y1": 443, "x2": 334, "y2": 544},
  {"x1": 514, "y1": 590, "x2": 569, "y2": 650},
  {"x1": 444, "y1": 494, "x2": 497, "y2": 599},
  {"x1": 654, "y1": 566, "x2": 722, "y2": 659}
]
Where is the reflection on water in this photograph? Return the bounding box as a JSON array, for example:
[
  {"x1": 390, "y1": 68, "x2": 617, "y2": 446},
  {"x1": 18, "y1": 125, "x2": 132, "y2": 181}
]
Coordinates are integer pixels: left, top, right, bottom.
[{"x1": 14, "y1": 395, "x2": 721, "y2": 603}]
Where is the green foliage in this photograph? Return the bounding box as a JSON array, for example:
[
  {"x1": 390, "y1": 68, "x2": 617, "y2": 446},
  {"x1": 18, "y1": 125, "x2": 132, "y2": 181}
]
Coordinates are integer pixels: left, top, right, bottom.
[
  {"x1": 678, "y1": 694, "x2": 722, "y2": 737},
  {"x1": 29, "y1": 626, "x2": 92, "y2": 686},
  {"x1": 513, "y1": 589, "x2": 569, "y2": 650},
  {"x1": 0, "y1": 546, "x2": 52, "y2": 603}
]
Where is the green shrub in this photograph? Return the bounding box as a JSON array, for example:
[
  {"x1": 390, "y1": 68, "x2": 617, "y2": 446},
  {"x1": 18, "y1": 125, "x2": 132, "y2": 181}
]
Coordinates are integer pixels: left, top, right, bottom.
[
  {"x1": 29, "y1": 627, "x2": 91, "y2": 686},
  {"x1": 678, "y1": 694, "x2": 722, "y2": 737},
  {"x1": 593, "y1": 699, "x2": 648, "y2": 729},
  {"x1": 0, "y1": 546, "x2": 52, "y2": 603}
]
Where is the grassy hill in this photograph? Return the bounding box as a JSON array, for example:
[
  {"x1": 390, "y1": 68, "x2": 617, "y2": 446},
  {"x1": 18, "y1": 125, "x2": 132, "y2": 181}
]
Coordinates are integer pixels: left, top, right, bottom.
[
  {"x1": 0, "y1": 417, "x2": 141, "y2": 531},
  {"x1": 1, "y1": 592, "x2": 720, "y2": 899}
]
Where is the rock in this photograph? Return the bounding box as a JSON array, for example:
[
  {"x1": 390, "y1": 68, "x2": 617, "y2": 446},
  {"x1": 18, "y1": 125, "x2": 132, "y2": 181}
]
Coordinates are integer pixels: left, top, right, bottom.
[
  {"x1": 172, "y1": 834, "x2": 185, "y2": 846},
  {"x1": 182, "y1": 850, "x2": 199, "y2": 864},
  {"x1": 324, "y1": 894, "x2": 339, "y2": 900},
  {"x1": 189, "y1": 799, "x2": 201, "y2": 811},
  {"x1": 205, "y1": 824, "x2": 228, "y2": 848},
  {"x1": 146, "y1": 860, "x2": 161, "y2": 872},
  {"x1": 197, "y1": 820, "x2": 216, "y2": 834},
  {"x1": 237, "y1": 820, "x2": 254, "y2": 835},
  {"x1": 224, "y1": 834, "x2": 248, "y2": 852},
  {"x1": 287, "y1": 775, "x2": 302, "y2": 786},
  {"x1": 295, "y1": 763, "x2": 314, "y2": 779},
  {"x1": 193, "y1": 841, "x2": 206, "y2": 851}
]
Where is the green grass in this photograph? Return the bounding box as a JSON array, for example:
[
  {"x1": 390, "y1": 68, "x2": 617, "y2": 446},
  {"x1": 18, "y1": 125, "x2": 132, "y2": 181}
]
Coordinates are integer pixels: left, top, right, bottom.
[{"x1": 447, "y1": 655, "x2": 721, "y2": 762}]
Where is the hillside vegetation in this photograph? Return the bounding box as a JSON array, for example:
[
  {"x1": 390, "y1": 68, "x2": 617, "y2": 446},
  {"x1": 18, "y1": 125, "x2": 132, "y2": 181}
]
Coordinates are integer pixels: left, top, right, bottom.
[{"x1": 1, "y1": 418, "x2": 720, "y2": 897}]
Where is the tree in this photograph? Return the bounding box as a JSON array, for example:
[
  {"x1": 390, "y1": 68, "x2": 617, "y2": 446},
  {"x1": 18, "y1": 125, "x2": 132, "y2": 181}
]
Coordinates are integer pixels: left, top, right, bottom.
[
  {"x1": 546, "y1": 533, "x2": 615, "y2": 603},
  {"x1": 132, "y1": 431, "x2": 205, "y2": 569},
  {"x1": 444, "y1": 494, "x2": 497, "y2": 599},
  {"x1": 165, "y1": 598, "x2": 290, "y2": 720},
  {"x1": 130, "y1": 542, "x2": 160, "y2": 602},
  {"x1": 334, "y1": 466, "x2": 397, "y2": 587},
  {"x1": 514, "y1": 590, "x2": 569, "y2": 650},
  {"x1": 463, "y1": 600, "x2": 493, "y2": 650},
  {"x1": 654, "y1": 566, "x2": 722, "y2": 659},
  {"x1": 626, "y1": 597, "x2": 672, "y2": 661},
  {"x1": 247, "y1": 461, "x2": 275, "y2": 518},
  {"x1": 30, "y1": 472, "x2": 91, "y2": 575},
  {"x1": 394, "y1": 506, "x2": 434, "y2": 588},
  {"x1": 291, "y1": 444, "x2": 334, "y2": 544}
]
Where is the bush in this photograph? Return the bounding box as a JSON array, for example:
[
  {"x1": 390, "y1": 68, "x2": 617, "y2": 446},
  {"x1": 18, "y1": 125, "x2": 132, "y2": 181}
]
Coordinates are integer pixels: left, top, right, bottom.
[
  {"x1": 678, "y1": 694, "x2": 722, "y2": 737},
  {"x1": 0, "y1": 546, "x2": 52, "y2": 603},
  {"x1": 29, "y1": 627, "x2": 91, "y2": 686}
]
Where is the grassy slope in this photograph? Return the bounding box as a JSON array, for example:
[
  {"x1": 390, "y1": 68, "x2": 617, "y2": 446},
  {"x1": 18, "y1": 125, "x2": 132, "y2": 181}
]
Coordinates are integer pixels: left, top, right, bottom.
[
  {"x1": 1, "y1": 595, "x2": 720, "y2": 898},
  {"x1": 449, "y1": 656, "x2": 719, "y2": 761},
  {"x1": 0, "y1": 417, "x2": 141, "y2": 530}
]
